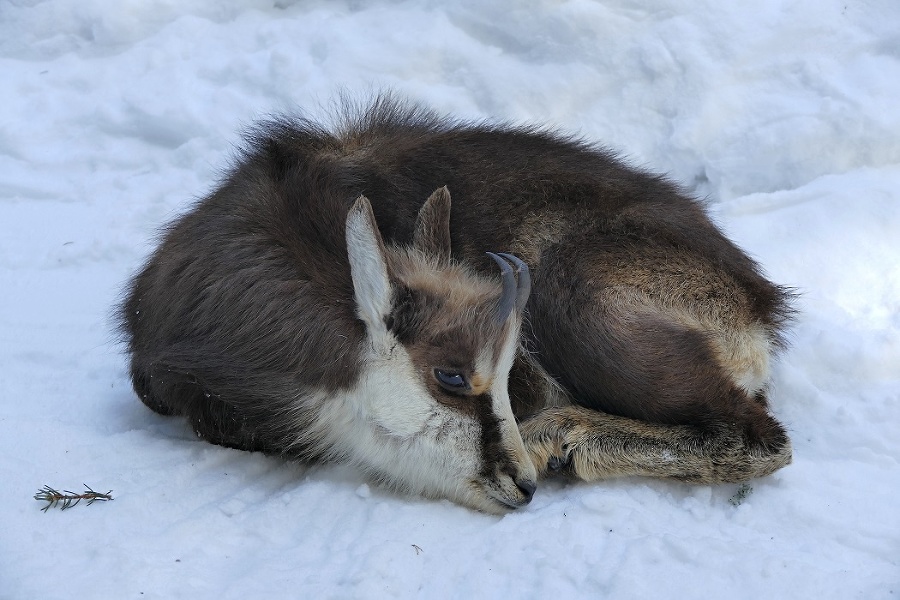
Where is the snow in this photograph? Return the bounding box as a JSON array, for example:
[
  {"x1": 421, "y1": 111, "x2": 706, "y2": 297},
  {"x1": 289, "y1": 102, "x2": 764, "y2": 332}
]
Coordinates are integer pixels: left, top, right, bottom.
[{"x1": 2, "y1": 0, "x2": 898, "y2": 597}]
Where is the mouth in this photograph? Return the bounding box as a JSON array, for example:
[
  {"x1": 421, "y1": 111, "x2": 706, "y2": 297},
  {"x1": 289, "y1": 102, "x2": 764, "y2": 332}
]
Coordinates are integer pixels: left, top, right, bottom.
[
  {"x1": 472, "y1": 493, "x2": 522, "y2": 515},
  {"x1": 481, "y1": 479, "x2": 536, "y2": 512},
  {"x1": 493, "y1": 496, "x2": 528, "y2": 511},
  {"x1": 467, "y1": 466, "x2": 537, "y2": 513}
]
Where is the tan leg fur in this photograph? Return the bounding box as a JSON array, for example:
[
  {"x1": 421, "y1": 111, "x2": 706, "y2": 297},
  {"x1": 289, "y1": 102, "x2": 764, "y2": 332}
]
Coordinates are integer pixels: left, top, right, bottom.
[{"x1": 519, "y1": 405, "x2": 792, "y2": 484}]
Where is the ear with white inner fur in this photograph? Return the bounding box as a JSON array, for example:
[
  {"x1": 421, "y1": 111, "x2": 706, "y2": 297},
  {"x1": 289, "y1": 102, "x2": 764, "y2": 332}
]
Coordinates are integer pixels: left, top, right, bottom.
[
  {"x1": 412, "y1": 186, "x2": 452, "y2": 262},
  {"x1": 346, "y1": 195, "x2": 392, "y2": 339}
]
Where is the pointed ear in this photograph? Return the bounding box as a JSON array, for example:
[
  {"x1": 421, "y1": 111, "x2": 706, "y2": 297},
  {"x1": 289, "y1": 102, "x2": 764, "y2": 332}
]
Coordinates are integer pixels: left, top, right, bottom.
[
  {"x1": 412, "y1": 186, "x2": 452, "y2": 262},
  {"x1": 346, "y1": 195, "x2": 392, "y2": 335}
]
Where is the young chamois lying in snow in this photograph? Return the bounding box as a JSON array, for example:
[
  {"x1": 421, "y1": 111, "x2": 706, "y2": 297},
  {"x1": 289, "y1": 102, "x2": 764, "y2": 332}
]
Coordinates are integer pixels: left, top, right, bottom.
[{"x1": 121, "y1": 97, "x2": 793, "y2": 513}]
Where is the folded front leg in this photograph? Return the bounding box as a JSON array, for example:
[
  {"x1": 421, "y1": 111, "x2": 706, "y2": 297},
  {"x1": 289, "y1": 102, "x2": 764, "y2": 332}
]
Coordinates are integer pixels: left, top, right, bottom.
[{"x1": 519, "y1": 406, "x2": 791, "y2": 484}]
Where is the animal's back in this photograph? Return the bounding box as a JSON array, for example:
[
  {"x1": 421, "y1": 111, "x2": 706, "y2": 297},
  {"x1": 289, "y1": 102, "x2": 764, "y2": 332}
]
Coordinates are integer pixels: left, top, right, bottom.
[{"x1": 242, "y1": 99, "x2": 791, "y2": 428}]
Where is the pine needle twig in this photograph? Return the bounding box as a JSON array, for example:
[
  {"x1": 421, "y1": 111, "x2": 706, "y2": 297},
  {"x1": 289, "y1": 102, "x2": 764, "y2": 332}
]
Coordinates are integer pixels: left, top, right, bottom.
[{"x1": 34, "y1": 484, "x2": 113, "y2": 512}]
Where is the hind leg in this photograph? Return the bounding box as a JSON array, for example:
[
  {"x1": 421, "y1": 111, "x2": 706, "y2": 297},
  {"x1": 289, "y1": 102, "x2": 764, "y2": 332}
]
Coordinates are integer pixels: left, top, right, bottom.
[
  {"x1": 510, "y1": 344, "x2": 793, "y2": 483},
  {"x1": 522, "y1": 244, "x2": 791, "y2": 482}
]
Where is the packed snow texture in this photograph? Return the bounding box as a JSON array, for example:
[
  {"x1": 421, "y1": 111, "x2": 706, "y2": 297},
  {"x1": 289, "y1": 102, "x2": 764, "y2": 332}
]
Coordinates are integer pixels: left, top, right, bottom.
[{"x1": 2, "y1": 1, "x2": 898, "y2": 598}]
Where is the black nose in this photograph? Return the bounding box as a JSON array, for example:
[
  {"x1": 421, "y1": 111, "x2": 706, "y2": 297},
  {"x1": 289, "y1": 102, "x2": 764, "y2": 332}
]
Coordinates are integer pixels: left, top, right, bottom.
[{"x1": 516, "y1": 479, "x2": 537, "y2": 503}]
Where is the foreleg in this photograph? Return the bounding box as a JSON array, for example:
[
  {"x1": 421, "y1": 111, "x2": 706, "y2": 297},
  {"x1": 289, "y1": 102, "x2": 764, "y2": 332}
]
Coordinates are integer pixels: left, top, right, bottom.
[{"x1": 519, "y1": 406, "x2": 791, "y2": 484}]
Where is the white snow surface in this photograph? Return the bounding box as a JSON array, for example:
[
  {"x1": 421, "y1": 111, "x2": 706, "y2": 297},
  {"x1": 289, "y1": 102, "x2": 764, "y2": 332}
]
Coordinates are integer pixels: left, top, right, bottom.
[{"x1": 2, "y1": 1, "x2": 898, "y2": 598}]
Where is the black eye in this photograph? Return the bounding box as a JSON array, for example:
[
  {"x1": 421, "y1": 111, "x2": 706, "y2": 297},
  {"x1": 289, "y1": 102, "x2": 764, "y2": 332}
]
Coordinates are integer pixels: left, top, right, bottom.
[{"x1": 434, "y1": 369, "x2": 470, "y2": 394}]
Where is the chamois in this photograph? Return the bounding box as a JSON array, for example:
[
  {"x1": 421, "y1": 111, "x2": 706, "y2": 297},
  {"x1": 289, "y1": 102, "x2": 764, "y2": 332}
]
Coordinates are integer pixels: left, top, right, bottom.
[{"x1": 120, "y1": 96, "x2": 793, "y2": 512}]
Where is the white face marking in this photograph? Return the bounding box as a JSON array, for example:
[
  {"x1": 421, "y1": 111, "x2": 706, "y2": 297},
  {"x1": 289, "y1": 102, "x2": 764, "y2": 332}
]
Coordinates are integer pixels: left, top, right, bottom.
[
  {"x1": 298, "y1": 317, "x2": 535, "y2": 513},
  {"x1": 309, "y1": 338, "x2": 486, "y2": 507}
]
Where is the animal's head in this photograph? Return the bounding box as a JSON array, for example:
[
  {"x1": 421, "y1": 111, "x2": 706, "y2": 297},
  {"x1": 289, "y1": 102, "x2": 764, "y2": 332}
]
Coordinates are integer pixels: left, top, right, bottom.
[{"x1": 344, "y1": 186, "x2": 537, "y2": 513}]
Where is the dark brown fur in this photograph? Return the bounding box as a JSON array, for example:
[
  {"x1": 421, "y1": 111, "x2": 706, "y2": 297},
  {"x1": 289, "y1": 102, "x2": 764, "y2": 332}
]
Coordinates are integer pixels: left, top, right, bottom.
[{"x1": 121, "y1": 95, "x2": 793, "y2": 491}]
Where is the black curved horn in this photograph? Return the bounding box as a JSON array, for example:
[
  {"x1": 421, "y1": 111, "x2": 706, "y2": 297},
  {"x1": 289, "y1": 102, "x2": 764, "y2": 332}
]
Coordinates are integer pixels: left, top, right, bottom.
[
  {"x1": 499, "y1": 252, "x2": 531, "y2": 311},
  {"x1": 486, "y1": 252, "x2": 516, "y2": 323}
]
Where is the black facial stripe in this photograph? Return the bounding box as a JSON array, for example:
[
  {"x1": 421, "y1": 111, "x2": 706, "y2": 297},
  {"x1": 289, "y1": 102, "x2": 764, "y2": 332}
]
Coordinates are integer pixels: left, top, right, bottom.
[{"x1": 473, "y1": 393, "x2": 513, "y2": 478}]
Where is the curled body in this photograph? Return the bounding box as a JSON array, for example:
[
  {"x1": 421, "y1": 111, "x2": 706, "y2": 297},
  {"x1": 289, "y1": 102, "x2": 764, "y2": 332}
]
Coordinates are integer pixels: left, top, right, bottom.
[{"x1": 120, "y1": 96, "x2": 793, "y2": 513}]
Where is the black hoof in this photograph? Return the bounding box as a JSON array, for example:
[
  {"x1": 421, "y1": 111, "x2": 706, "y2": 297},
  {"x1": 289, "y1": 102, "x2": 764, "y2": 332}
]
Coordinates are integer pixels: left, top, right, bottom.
[{"x1": 548, "y1": 455, "x2": 569, "y2": 472}]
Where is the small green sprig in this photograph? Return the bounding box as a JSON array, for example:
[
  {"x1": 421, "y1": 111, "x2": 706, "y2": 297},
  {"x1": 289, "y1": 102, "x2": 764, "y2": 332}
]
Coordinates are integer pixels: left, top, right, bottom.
[
  {"x1": 729, "y1": 483, "x2": 753, "y2": 507},
  {"x1": 34, "y1": 484, "x2": 113, "y2": 512}
]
